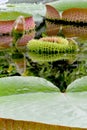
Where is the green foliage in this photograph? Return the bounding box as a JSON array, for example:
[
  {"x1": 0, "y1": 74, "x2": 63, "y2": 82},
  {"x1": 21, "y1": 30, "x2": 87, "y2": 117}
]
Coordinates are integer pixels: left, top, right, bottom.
[
  {"x1": 0, "y1": 76, "x2": 87, "y2": 128},
  {"x1": 0, "y1": 2, "x2": 87, "y2": 129},
  {"x1": 67, "y1": 76, "x2": 87, "y2": 92},
  {"x1": 0, "y1": 11, "x2": 31, "y2": 21},
  {"x1": 49, "y1": 0, "x2": 87, "y2": 11},
  {"x1": 7, "y1": 3, "x2": 45, "y2": 21},
  {"x1": 0, "y1": 76, "x2": 58, "y2": 96}
]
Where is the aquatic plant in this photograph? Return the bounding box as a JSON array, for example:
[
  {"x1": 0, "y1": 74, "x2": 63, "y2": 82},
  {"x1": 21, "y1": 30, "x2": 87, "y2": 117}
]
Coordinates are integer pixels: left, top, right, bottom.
[
  {"x1": 48, "y1": 0, "x2": 87, "y2": 11},
  {"x1": 46, "y1": 0, "x2": 87, "y2": 25},
  {"x1": 0, "y1": 11, "x2": 35, "y2": 34},
  {"x1": 0, "y1": 76, "x2": 87, "y2": 129},
  {"x1": 27, "y1": 37, "x2": 78, "y2": 54}
]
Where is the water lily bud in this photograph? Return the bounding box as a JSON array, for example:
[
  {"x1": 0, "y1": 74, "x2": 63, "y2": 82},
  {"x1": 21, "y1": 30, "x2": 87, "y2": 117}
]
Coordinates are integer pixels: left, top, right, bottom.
[{"x1": 13, "y1": 16, "x2": 25, "y2": 32}]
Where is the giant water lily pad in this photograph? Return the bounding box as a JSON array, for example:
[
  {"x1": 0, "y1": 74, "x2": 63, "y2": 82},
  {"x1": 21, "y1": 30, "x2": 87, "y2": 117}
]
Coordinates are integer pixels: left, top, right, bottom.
[
  {"x1": 7, "y1": 3, "x2": 45, "y2": 22},
  {"x1": 0, "y1": 11, "x2": 31, "y2": 21},
  {"x1": 0, "y1": 76, "x2": 58, "y2": 96},
  {"x1": 48, "y1": 0, "x2": 87, "y2": 11},
  {"x1": 46, "y1": 0, "x2": 87, "y2": 25},
  {"x1": 0, "y1": 11, "x2": 35, "y2": 34},
  {"x1": 0, "y1": 76, "x2": 87, "y2": 129}
]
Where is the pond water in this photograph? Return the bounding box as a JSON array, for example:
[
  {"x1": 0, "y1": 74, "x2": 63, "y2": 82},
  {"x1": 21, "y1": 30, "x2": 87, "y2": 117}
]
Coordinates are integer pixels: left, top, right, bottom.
[{"x1": 0, "y1": 18, "x2": 87, "y2": 93}]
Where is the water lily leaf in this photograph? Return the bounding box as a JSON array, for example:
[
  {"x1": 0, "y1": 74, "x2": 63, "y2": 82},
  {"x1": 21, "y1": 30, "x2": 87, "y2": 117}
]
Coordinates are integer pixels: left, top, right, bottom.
[
  {"x1": 0, "y1": 118, "x2": 86, "y2": 130},
  {"x1": 0, "y1": 11, "x2": 35, "y2": 34},
  {"x1": 46, "y1": 4, "x2": 60, "y2": 20},
  {"x1": 46, "y1": 1, "x2": 87, "y2": 24},
  {"x1": 0, "y1": 76, "x2": 58, "y2": 96},
  {"x1": 67, "y1": 76, "x2": 87, "y2": 92},
  {"x1": 62, "y1": 8, "x2": 87, "y2": 23},
  {"x1": 0, "y1": 11, "x2": 31, "y2": 21},
  {"x1": 0, "y1": 76, "x2": 87, "y2": 129},
  {"x1": 7, "y1": 3, "x2": 45, "y2": 21},
  {"x1": 0, "y1": 90, "x2": 87, "y2": 129},
  {"x1": 48, "y1": 0, "x2": 87, "y2": 12}
]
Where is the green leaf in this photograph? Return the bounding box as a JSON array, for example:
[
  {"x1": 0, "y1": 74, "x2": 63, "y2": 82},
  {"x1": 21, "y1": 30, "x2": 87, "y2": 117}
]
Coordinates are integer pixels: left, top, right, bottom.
[
  {"x1": 0, "y1": 11, "x2": 31, "y2": 21},
  {"x1": 67, "y1": 76, "x2": 87, "y2": 92},
  {"x1": 7, "y1": 3, "x2": 45, "y2": 21},
  {"x1": 48, "y1": 0, "x2": 87, "y2": 12},
  {"x1": 0, "y1": 76, "x2": 87, "y2": 129},
  {"x1": 0, "y1": 76, "x2": 58, "y2": 96},
  {"x1": 0, "y1": 91, "x2": 87, "y2": 128}
]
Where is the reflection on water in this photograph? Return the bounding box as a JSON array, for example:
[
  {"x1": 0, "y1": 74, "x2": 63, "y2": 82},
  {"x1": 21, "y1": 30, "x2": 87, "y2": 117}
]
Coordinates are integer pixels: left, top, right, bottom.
[
  {"x1": 0, "y1": 21, "x2": 87, "y2": 92},
  {"x1": 46, "y1": 20, "x2": 87, "y2": 39}
]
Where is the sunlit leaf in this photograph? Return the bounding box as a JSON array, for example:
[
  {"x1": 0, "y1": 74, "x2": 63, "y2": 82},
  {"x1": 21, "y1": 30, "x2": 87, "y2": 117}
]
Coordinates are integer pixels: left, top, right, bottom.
[
  {"x1": 7, "y1": 3, "x2": 45, "y2": 22},
  {"x1": 0, "y1": 76, "x2": 87, "y2": 129},
  {"x1": 62, "y1": 8, "x2": 87, "y2": 23},
  {"x1": 67, "y1": 76, "x2": 87, "y2": 92},
  {"x1": 46, "y1": 1, "x2": 87, "y2": 24},
  {"x1": 0, "y1": 11, "x2": 35, "y2": 34},
  {"x1": 48, "y1": 0, "x2": 87, "y2": 11},
  {"x1": 0, "y1": 76, "x2": 58, "y2": 96}
]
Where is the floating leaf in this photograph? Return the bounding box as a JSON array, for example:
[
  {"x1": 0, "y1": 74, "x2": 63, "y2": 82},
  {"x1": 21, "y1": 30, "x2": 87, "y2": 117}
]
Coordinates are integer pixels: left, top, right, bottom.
[
  {"x1": 7, "y1": 3, "x2": 45, "y2": 22},
  {"x1": 46, "y1": 4, "x2": 60, "y2": 20},
  {"x1": 0, "y1": 11, "x2": 31, "y2": 21},
  {"x1": 0, "y1": 76, "x2": 58, "y2": 96},
  {"x1": 0, "y1": 11, "x2": 35, "y2": 34},
  {"x1": 0, "y1": 76, "x2": 87, "y2": 129},
  {"x1": 48, "y1": 0, "x2": 87, "y2": 12},
  {"x1": 62, "y1": 8, "x2": 87, "y2": 23},
  {"x1": 46, "y1": 1, "x2": 87, "y2": 25},
  {"x1": 67, "y1": 76, "x2": 87, "y2": 92}
]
